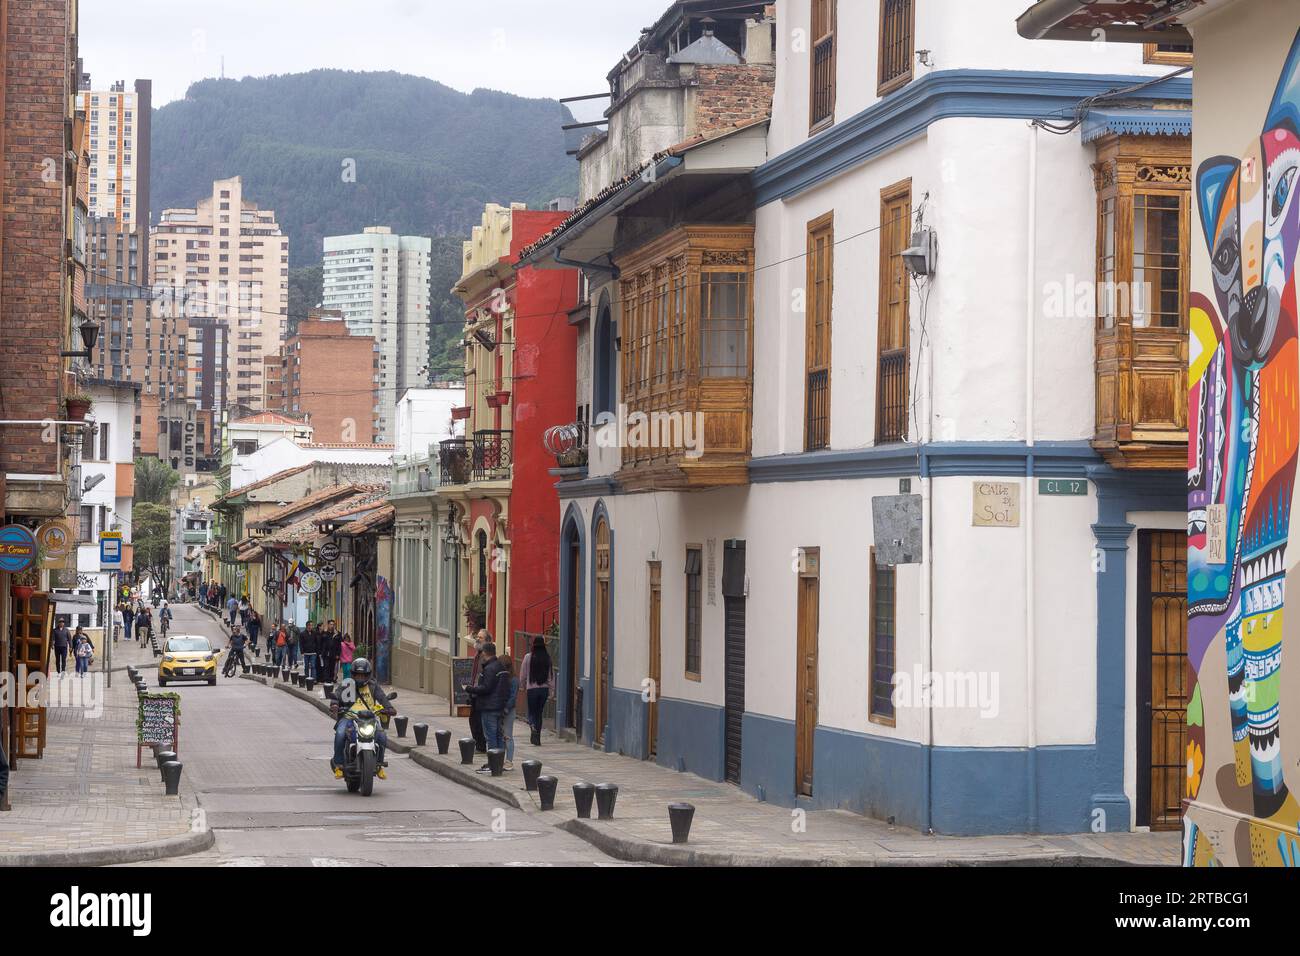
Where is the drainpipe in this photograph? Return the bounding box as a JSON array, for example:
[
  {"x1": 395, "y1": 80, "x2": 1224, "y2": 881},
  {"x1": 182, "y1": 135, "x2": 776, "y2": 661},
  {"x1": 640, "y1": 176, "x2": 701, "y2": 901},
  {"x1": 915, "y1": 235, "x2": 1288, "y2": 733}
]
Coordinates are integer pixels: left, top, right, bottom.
[
  {"x1": 1024, "y1": 122, "x2": 1039, "y2": 832},
  {"x1": 922, "y1": 278, "x2": 936, "y2": 835}
]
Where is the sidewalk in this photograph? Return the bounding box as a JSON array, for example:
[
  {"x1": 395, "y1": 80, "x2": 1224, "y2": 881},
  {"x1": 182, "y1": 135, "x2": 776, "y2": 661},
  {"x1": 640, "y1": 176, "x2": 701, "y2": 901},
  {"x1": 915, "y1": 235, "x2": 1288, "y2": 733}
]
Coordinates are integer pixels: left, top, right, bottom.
[
  {"x1": 0, "y1": 636, "x2": 214, "y2": 866},
  {"x1": 250, "y1": 670, "x2": 1180, "y2": 866}
]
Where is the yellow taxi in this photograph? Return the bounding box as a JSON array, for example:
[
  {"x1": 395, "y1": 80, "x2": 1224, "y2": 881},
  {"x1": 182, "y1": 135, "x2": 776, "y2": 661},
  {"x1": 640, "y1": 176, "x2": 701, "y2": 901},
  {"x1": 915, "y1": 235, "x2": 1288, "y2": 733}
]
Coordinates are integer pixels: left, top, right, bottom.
[{"x1": 158, "y1": 635, "x2": 219, "y2": 686}]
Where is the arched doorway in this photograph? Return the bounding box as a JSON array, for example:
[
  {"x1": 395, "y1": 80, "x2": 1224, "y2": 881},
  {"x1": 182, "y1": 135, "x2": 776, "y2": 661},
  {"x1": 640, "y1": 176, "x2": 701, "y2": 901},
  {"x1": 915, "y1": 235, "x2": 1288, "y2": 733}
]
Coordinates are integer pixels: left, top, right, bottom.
[
  {"x1": 593, "y1": 291, "x2": 616, "y2": 418},
  {"x1": 594, "y1": 514, "x2": 611, "y2": 746},
  {"x1": 560, "y1": 511, "x2": 584, "y2": 733}
]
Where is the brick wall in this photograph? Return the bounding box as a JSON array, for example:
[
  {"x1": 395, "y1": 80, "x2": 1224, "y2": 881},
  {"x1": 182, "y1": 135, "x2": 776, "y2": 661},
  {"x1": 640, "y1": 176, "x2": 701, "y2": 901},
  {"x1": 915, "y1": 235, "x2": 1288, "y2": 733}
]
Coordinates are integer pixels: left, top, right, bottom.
[
  {"x1": 291, "y1": 319, "x2": 377, "y2": 444},
  {"x1": 693, "y1": 64, "x2": 775, "y2": 135},
  {"x1": 1, "y1": 0, "x2": 74, "y2": 477}
]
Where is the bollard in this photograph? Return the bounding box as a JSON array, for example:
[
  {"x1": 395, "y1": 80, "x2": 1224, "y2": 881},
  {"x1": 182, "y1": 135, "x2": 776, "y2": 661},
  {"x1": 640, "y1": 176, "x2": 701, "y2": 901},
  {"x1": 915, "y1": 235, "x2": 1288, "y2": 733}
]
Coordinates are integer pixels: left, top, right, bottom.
[
  {"x1": 282, "y1": 668, "x2": 290, "y2": 683},
  {"x1": 668, "y1": 803, "x2": 696, "y2": 844},
  {"x1": 157, "y1": 752, "x2": 177, "y2": 782},
  {"x1": 306, "y1": 678, "x2": 315, "y2": 691},
  {"x1": 155, "y1": 749, "x2": 176, "y2": 770},
  {"x1": 458, "y1": 737, "x2": 476, "y2": 765},
  {"x1": 435, "y1": 729, "x2": 451, "y2": 754},
  {"x1": 243, "y1": 664, "x2": 251, "y2": 675},
  {"x1": 573, "y1": 782, "x2": 596, "y2": 819},
  {"x1": 521, "y1": 760, "x2": 542, "y2": 792},
  {"x1": 323, "y1": 683, "x2": 334, "y2": 700},
  {"x1": 595, "y1": 783, "x2": 619, "y2": 820},
  {"x1": 537, "y1": 775, "x2": 559, "y2": 811},
  {"x1": 162, "y1": 761, "x2": 183, "y2": 796},
  {"x1": 394, "y1": 716, "x2": 409, "y2": 738},
  {"x1": 487, "y1": 748, "x2": 505, "y2": 776},
  {"x1": 413, "y1": 723, "x2": 428, "y2": 747}
]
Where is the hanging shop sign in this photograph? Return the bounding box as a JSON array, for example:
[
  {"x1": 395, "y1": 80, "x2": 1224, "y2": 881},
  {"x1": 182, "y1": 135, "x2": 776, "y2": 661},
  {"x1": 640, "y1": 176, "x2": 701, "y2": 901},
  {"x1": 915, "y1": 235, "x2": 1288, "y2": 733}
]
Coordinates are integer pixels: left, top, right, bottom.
[
  {"x1": 0, "y1": 525, "x2": 38, "y2": 574},
  {"x1": 319, "y1": 542, "x2": 340, "y2": 563},
  {"x1": 317, "y1": 565, "x2": 338, "y2": 583},
  {"x1": 299, "y1": 571, "x2": 323, "y2": 595},
  {"x1": 37, "y1": 520, "x2": 73, "y2": 567}
]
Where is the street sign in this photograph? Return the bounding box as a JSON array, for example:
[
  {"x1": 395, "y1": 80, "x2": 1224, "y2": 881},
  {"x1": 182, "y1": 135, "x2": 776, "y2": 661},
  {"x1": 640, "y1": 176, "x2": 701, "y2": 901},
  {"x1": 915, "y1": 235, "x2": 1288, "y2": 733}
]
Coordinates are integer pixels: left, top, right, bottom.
[
  {"x1": 1037, "y1": 478, "x2": 1088, "y2": 497},
  {"x1": 99, "y1": 531, "x2": 123, "y2": 568}
]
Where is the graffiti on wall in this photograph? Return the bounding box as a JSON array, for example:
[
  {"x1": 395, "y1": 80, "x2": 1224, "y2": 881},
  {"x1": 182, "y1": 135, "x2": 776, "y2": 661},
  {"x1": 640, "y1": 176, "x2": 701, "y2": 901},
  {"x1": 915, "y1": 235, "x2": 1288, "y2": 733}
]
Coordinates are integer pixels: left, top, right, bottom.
[
  {"x1": 1188, "y1": 27, "x2": 1300, "y2": 866},
  {"x1": 375, "y1": 576, "x2": 393, "y2": 684}
]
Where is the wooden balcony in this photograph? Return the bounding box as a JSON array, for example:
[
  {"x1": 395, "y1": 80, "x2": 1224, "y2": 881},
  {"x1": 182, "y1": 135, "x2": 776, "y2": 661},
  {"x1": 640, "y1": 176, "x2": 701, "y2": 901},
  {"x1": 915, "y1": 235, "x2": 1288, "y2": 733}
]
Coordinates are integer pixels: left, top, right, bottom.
[
  {"x1": 613, "y1": 225, "x2": 754, "y2": 493},
  {"x1": 1095, "y1": 325, "x2": 1187, "y2": 469}
]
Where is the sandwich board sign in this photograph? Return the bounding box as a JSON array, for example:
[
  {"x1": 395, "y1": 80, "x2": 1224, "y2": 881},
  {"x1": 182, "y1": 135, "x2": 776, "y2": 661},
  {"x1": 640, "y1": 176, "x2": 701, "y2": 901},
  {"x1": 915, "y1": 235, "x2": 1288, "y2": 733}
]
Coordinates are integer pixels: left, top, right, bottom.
[{"x1": 136, "y1": 693, "x2": 179, "y2": 767}]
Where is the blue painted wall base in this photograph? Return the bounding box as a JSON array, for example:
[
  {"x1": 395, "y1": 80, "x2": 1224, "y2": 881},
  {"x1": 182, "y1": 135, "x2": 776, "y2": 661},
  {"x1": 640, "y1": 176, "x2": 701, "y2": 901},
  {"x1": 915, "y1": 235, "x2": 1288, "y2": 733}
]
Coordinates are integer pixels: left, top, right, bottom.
[{"x1": 654, "y1": 697, "x2": 725, "y2": 781}]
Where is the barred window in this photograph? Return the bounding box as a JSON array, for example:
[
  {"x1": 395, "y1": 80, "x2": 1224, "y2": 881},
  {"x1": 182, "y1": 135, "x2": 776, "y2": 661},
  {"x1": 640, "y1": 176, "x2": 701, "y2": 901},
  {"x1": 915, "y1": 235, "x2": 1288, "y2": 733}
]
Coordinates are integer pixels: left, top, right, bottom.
[
  {"x1": 870, "y1": 548, "x2": 897, "y2": 724},
  {"x1": 879, "y1": 0, "x2": 915, "y2": 95},
  {"x1": 685, "y1": 547, "x2": 703, "y2": 678}
]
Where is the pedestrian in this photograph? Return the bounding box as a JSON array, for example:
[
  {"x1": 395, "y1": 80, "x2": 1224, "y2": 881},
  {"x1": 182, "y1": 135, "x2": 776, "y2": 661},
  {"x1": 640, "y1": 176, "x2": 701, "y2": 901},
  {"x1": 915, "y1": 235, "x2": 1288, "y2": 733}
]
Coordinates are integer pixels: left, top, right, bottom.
[
  {"x1": 137, "y1": 605, "x2": 152, "y2": 644},
  {"x1": 521, "y1": 635, "x2": 554, "y2": 746},
  {"x1": 112, "y1": 603, "x2": 124, "y2": 644},
  {"x1": 319, "y1": 620, "x2": 339, "y2": 682},
  {"x1": 501, "y1": 656, "x2": 519, "y2": 772},
  {"x1": 339, "y1": 633, "x2": 355, "y2": 681},
  {"x1": 72, "y1": 627, "x2": 94, "y2": 677},
  {"x1": 301, "y1": 621, "x2": 319, "y2": 680},
  {"x1": 51, "y1": 617, "x2": 72, "y2": 674},
  {"x1": 226, "y1": 593, "x2": 239, "y2": 629},
  {"x1": 273, "y1": 623, "x2": 287, "y2": 668},
  {"x1": 467, "y1": 632, "x2": 488, "y2": 754},
  {"x1": 247, "y1": 609, "x2": 262, "y2": 654},
  {"x1": 121, "y1": 602, "x2": 135, "y2": 643},
  {"x1": 285, "y1": 622, "x2": 300, "y2": 669},
  {"x1": 463, "y1": 640, "x2": 507, "y2": 773}
]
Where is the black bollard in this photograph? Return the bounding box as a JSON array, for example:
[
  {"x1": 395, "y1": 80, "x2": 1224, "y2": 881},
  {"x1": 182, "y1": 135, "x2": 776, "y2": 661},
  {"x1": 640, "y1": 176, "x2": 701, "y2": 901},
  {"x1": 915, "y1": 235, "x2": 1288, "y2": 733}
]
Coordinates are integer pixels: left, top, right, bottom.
[
  {"x1": 157, "y1": 752, "x2": 177, "y2": 782},
  {"x1": 323, "y1": 683, "x2": 334, "y2": 700},
  {"x1": 243, "y1": 664, "x2": 251, "y2": 675},
  {"x1": 458, "y1": 737, "x2": 476, "y2": 765},
  {"x1": 306, "y1": 678, "x2": 315, "y2": 691},
  {"x1": 668, "y1": 803, "x2": 696, "y2": 844},
  {"x1": 537, "y1": 775, "x2": 559, "y2": 811},
  {"x1": 573, "y1": 782, "x2": 596, "y2": 818},
  {"x1": 487, "y1": 748, "x2": 505, "y2": 776},
  {"x1": 281, "y1": 668, "x2": 289, "y2": 683},
  {"x1": 162, "y1": 761, "x2": 183, "y2": 796},
  {"x1": 394, "y1": 716, "x2": 409, "y2": 738},
  {"x1": 595, "y1": 783, "x2": 619, "y2": 820},
  {"x1": 521, "y1": 760, "x2": 542, "y2": 792},
  {"x1": 413, "y1": 723, "x2": 428, "y2": 747},
  {"x1": 155, "y1": 749, "x2": 176, "y2": 770},
  {"x1": 434, "y1": 729, "x2": 451, "y2": 754}
]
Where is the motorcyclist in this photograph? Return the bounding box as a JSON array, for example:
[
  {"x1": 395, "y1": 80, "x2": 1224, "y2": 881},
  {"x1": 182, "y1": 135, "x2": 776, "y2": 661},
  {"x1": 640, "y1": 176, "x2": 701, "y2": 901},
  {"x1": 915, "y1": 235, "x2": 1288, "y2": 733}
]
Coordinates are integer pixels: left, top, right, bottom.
[{"x1": 329, "y1": 658, "x2": 395, "y2": 781}]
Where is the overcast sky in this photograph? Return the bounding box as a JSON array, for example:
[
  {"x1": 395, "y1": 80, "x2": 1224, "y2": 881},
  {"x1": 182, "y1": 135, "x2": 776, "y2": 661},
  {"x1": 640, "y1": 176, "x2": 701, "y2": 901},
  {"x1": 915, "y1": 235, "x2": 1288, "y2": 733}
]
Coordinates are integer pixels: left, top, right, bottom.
[{"x1": 81, "y1": 0, "x2": 663, "y2": 115}]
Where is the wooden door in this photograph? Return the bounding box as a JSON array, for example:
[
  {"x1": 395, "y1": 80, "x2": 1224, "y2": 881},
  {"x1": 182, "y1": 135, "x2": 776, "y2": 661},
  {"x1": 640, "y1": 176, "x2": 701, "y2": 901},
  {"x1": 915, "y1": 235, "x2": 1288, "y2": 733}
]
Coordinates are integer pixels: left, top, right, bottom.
[
  {"x1": 795, "y1": 549, "x2": 820, "y2": 797},
  {"x1": 566, "y1": 533, "x2": 581, "y2": 730},
  {"x1": 595, "y1": 518, "x2": 610, "y2": 745},
  {"x1": 11, "y1": 593, "x2": 52, "y2": 759},
  {"x1": 1137, "y1": 530, "x2": 1188, "y2": 830},
  {"x1": 648, "y1": 562, "x2": 662, "y2": 757}
]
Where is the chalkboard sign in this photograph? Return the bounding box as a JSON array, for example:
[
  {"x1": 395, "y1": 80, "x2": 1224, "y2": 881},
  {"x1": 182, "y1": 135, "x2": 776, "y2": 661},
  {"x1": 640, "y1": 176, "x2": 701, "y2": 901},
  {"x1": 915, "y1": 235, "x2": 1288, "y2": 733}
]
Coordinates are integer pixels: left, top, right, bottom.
[
  {"x1": 136, "y1": 693, "x2": 180, "y2": 767},
  {"x1": 451, "y1": 657, "x2": 475, "y2": 716}
]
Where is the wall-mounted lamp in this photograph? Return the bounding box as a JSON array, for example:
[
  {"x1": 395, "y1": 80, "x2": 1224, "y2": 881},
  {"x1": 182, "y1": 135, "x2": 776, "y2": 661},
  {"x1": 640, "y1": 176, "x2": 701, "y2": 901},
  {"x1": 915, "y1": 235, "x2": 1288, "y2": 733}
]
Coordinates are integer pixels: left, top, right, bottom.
[{"x1": 60, "y1": 317, "x2": 100, "y2": 359}]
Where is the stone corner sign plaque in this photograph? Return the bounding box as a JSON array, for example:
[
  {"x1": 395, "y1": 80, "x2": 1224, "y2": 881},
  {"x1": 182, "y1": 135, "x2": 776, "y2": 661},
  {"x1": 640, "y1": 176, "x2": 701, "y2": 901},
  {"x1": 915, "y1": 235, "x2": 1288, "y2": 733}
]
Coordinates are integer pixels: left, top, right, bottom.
[{"x1": 972, "y1": 481, "x2": 1021, "y2": 528}]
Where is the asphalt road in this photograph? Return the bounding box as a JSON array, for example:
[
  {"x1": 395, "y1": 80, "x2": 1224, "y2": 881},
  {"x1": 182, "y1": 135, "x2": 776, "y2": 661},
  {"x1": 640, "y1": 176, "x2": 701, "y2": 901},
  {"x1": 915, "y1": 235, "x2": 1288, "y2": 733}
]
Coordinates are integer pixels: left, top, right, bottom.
[{"x1": 123, "y1": 603, "x2": 625, "y2": 867}]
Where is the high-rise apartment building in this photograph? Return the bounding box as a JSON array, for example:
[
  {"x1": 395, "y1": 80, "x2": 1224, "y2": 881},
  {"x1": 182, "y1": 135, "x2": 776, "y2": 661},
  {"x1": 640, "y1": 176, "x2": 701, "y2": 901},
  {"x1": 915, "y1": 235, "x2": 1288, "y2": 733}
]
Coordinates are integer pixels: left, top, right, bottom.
[
  {"x1": 266, "y1": 311, "x2": 378, "y2": 444},
  {"x1": 77, "y1": 77, "x2": 165, "y2": 453},
  {"x1": 322, "y1": 226, "x2": 430, "y2": 443},
  {"x1": 152, "y1": 176, "x2": 290, "y2": 415}
]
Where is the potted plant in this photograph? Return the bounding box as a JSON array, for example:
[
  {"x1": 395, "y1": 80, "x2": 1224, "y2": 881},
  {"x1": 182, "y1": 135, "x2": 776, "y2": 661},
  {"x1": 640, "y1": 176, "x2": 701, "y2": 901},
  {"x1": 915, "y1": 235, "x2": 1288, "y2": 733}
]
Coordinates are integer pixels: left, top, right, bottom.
[
  {"x1": 463, "y1": 591, "x2": 487, "y2": 629},
  {"x1": 11, "y1": 540, "x2": 47, "y2": 601},
  {"x1": 556, "y1": 446, "x2": 589, "y2": 469},
  {"x1": 485, "y1": 390, "x2": 511, "y2": 409},
  {"x1": 451, "y1": 406, "x2": 472, "y2": 421},
  {"x1": 64, "y1": 393, "x2": 93, "y2": 421}
]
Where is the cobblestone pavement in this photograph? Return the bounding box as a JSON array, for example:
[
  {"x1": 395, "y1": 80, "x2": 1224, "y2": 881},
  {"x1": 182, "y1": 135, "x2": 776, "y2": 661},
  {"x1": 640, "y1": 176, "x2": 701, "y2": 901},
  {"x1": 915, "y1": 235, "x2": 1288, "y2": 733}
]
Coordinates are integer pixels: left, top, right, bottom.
[
  {"x1": 0, "y1": 630, "x2": 202, "y2": 860},
  {"x1": 320, "y1": 674, "x2": 1182, "y2": 866},
  {"x1": 122, "y1": 604, "x2": 628, "y2": 866}
]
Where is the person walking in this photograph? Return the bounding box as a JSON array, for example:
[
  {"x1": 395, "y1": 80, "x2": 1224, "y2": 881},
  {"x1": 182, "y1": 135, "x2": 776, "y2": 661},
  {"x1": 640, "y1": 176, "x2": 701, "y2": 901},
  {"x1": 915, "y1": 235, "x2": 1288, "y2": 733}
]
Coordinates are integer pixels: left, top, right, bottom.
[
  {"x1": 112, "y1": 603, "x2": 124, "y2": 644},
  {"x1": 246, "y1": 609, "x2": 262, "y2": 655},
  {"x1": 72, "y1": 627, "x2": 94, "y2": 677},
  {"x1": 136, "y1": 605, "x2": 152, "y2": 645},
  {"x1": 501, "y1": 656, "x2": 520, "y2": 772},
  {"x1": 339, "y1": 633, "x2": 356, "y2": 681},
  {"x1": 285, "y1": 622, "x2": 300, "y2": 669},
  {"x1": 51, "y1": 617, "x2": 72, "y2": 674},
  {"x1": 301, "y1": 621, "x2": 319, "y2": 681},
  {"x1": 273, "y1": 623, "x2": 288, "y2": 668},
  {"x1": 319, "y1": 620, "x2": 339, "y2": 683},
  {"x1": 121, "y1": 602, "x2": 135, "y2": 643},
  {"x1": 521, "y1": 635, "x2": 554, "y2": 747},
  {"x1": 463, "y1": 641, "x2": 507, "y2": 773},
  {"x1": 226, "y1": 594, "x2": 239, "y2": 629}
]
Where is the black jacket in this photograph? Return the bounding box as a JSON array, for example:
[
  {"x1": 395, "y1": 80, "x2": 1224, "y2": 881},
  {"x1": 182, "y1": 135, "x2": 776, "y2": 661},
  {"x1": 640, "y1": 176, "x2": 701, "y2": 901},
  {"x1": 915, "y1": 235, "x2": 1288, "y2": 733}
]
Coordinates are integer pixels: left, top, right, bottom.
[
  {"x1": 300, "y1": 628, "x2": 320, "y2": 654},
  {"x1": 466, "y1": 657, "x2": 509, "y2": 713}
]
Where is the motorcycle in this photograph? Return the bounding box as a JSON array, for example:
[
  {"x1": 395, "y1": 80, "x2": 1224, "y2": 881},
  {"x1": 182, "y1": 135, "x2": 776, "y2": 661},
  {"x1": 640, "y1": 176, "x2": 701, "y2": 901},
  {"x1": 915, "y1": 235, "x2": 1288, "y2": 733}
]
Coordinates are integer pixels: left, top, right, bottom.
[{"x1": 331, "y1": 686, "x2": 397, "y2": 796}]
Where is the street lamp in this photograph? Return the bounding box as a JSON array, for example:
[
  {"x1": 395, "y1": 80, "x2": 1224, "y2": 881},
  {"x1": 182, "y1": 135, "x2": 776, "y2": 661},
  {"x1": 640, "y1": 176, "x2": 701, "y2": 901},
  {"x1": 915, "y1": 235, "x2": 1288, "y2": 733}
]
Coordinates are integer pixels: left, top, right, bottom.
[
  {"x1": 59, "y1": 317, "x2": 100, "y2": 359},
  {"x1": 441, "y1": 508, "x2": 460, "y2": 561}
]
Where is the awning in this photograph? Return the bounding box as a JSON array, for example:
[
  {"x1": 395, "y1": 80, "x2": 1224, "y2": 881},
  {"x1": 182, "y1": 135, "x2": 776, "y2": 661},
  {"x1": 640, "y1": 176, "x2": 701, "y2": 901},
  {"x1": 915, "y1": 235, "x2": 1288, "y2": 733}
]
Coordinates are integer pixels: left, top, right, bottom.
[
  {"x1": 1081, "y1": 107, "x2": 1191, "y2": 142},
  {"x1": 52, "y1": 592, "x2": 98, "y2": 615}
]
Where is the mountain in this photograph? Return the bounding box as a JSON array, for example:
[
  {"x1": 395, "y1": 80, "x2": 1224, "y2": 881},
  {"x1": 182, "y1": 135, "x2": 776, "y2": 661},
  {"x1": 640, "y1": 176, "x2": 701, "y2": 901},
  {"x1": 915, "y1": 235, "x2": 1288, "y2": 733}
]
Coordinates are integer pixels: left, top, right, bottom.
[{"x1": 152, "y1": 69, "x2": 579, "y2": 376}]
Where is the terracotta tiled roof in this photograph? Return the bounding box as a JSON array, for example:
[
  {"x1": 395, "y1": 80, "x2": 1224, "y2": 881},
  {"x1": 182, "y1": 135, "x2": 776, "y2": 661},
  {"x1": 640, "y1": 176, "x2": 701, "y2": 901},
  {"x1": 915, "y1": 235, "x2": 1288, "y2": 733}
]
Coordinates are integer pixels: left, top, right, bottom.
[
  {"x1": 312, "y1": 489, "x2": 391, "y2": 523},
  {"x1": 248, "y1": 483, "x2": 384, "y2": 530},
  {"x1": 333, "y1": 504, "x2": 396, "y2": 537},
  {"x1": 214, "y1": 464, "x2": 313, "y2": 505},
  {"x1": 231, "y1": 411, "x2": 310, "y2": 427}
]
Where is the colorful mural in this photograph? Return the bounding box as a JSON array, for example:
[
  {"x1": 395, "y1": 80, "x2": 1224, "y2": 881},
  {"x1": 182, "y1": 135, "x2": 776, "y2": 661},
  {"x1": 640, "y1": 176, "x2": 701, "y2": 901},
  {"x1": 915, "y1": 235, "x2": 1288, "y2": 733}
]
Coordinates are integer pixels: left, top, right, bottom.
[
  {"x1": 375, "y1": 576, "x2": 393, "y2": 684},
  {"x1": 1187, "y1": 27, "x2": 1300, "y2": 866}
]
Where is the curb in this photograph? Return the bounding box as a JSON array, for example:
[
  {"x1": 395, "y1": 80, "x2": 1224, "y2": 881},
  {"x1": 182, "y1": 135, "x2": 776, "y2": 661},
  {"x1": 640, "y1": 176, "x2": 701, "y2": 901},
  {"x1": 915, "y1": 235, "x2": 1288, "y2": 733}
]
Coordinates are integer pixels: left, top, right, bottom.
[
  {"x1": 0, "y1": 824, "x2": 215, "y2": 868},
  {"x1": 245, "y1": 674, "x2": 523, "y2": 809}
]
